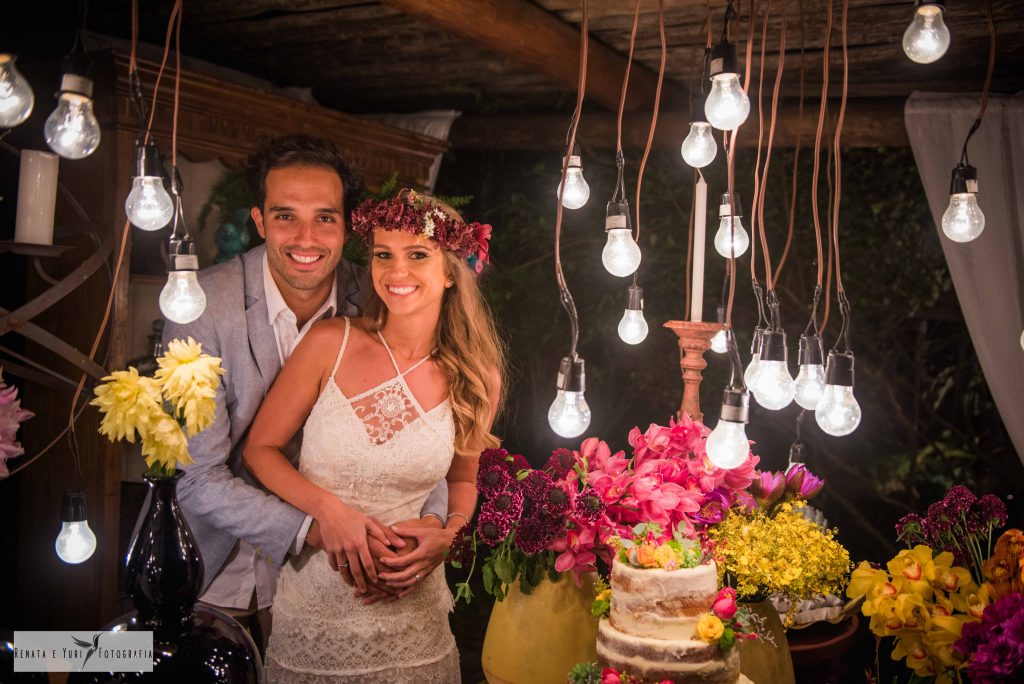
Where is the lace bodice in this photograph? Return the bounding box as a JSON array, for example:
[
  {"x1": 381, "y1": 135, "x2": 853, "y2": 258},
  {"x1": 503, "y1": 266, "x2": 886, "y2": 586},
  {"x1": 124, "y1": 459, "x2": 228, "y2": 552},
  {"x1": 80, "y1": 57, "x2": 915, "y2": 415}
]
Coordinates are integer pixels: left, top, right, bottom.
[{"x1": 265, "y1": 318, "x2": 459, "y2": 683}]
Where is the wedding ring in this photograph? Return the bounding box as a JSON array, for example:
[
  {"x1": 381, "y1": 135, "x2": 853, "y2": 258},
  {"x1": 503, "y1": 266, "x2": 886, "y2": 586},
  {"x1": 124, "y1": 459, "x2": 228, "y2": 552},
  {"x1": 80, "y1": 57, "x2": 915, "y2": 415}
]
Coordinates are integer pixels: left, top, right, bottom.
[
  {"x1": 415, "y1": 572, "x2": 421, "y2": 581},
  {"x1": 340, "y1": 562, "x2": 350, "y2": 568}
]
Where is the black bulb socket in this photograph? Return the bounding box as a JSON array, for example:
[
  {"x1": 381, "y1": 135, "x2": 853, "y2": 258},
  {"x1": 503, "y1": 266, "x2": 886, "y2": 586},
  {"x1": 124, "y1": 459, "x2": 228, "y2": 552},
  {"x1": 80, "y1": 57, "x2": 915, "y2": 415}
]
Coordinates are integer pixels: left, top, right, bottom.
[
  {"x1": 719, "y1": 192, "x2": 742, "y2": 218},
  {"x1": 133, "y1": 141, "x2": 165, "y2": 179},
  {"x1": 825, "y1": 351, "x2": 855, "y2": 387},
  {"x1": 719, "y1": 387, "x2": 750, "y2": 423},
  {"x1": 56, "y1": 55, "x2": 95, "y2": 99},
  {"x1": 798, "y1": 334, "x2": 825, "y2": 366},
  {"x1": 625, "y1": 285, "x2": 643, "y2": 311},
  {"x1": 949, "y1": 164, "x2": 978, "y2": 195},
  {"x1": 689, "y1": 92, "x2": 709, "y2": 125},
  {"x1": 760, "y1": 330, "x2": 788, "y2": 363},
  {"x1": 556, "y1": 356, "x2": 586, "y2": 393},
  {"x1": 750, "y1": 327, "x2": 765, "y2": 355},
  {"x1": 709, "y1": 41, "x2": 739, "y2": 78},
  {"x1": 61, "y1": 492, "x2": 88, "y2": 523},
  {"x1": 605, "y1": 200, "x2": 633, "y2": 233}
]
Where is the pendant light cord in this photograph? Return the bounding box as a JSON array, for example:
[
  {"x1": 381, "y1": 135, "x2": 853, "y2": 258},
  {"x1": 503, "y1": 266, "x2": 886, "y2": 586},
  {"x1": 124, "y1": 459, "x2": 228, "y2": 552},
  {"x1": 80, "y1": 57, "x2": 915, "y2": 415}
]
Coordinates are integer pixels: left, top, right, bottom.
[
  {"x1": 634, "y1": 0, "x2": 667, "y2": 254},
  {"x1": 554, "y1": 0, "x2": 589, "y2": 360},
  {"x1": 804, "y1": 0, "x2": 832, "y2": 337},
  {"x1": 829, "y1": 0, "x2": 852, "y2": 353},
  {"x1": 774, "y1": 0, "x2": 805, "y2": 284},
  {"x1": 959, "y1": 0, "x2": 996, "y2": 166}
]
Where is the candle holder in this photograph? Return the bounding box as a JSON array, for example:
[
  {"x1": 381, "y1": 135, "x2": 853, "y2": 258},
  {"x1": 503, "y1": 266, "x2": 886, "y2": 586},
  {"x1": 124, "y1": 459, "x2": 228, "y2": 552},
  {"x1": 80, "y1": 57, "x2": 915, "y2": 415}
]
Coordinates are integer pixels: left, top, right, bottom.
[{"x1": 664, "y1": 320, "x2": 727, "y2": 423}]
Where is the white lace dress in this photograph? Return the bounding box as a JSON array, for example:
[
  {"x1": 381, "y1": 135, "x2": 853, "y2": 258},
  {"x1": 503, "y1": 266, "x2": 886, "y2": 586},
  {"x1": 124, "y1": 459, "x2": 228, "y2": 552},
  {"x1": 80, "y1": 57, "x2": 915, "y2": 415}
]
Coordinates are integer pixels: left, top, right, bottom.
[{"x1": 264, "y1": 318, "x2": 460, "y2": 683}]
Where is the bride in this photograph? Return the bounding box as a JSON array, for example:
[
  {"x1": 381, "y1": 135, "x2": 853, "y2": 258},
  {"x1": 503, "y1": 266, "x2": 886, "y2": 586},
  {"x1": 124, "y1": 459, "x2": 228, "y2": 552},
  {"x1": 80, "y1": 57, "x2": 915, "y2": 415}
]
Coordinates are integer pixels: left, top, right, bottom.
[{"x1": 243, "y1": 190, "x2": 504, "y2": 682}]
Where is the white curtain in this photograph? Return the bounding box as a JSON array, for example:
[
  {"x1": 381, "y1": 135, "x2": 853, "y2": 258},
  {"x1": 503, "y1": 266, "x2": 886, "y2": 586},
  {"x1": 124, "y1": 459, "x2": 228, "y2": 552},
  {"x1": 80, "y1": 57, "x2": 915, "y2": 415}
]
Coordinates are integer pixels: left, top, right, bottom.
[
  {"x1": 905, "y1": 92, "x2": 1024, "y2": 465},
  {"x1": 372, "y1": 110, "x2": 461, "y2": 193}
]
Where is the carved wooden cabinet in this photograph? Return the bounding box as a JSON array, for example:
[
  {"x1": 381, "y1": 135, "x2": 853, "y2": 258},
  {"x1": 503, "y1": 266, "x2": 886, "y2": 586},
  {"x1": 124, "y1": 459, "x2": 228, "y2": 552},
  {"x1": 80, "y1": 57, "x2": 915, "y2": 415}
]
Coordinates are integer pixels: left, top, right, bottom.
[{"x1": 10, "y1": 49, "x2": 445, "y2": 630}]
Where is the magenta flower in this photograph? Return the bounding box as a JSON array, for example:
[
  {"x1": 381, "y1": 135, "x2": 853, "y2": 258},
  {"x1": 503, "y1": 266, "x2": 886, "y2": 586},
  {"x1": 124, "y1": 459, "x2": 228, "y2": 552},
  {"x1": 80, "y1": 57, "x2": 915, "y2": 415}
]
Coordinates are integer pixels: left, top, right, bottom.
[
  {"x1": 477, "y1": 464, "x2": 513, "y2": 497},
  {"x1": 693, "y1": 488, "x2": 731, "y2": 525},
  {"x1": 750, "y1": 471, "x2": 786, "y2": 509},
  {"x1": 954, "y1": 592, "x2": 1024, "y2": 682},
  {"x1": 552, "y1": 526, "x2": 597, "y2": 574},
  {"x1": 713, "y1": 586, "x2": 738, "y2": 619},
  {"x1": 784, "y1": 463, "x2": 825, "y2": 501},
  {"x1": 476, "y1": 508, "x2": 513, "y2": 546},
  {"x1": 545, "y1": 448, "x2": 577, "y2": 480}
]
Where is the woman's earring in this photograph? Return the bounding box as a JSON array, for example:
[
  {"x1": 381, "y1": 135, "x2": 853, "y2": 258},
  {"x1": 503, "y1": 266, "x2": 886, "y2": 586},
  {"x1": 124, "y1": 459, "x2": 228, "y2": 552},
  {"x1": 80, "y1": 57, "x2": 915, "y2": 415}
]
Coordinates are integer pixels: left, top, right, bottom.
[{"x1": 445, "y1": 279, "x2": 454, "y2": 288}]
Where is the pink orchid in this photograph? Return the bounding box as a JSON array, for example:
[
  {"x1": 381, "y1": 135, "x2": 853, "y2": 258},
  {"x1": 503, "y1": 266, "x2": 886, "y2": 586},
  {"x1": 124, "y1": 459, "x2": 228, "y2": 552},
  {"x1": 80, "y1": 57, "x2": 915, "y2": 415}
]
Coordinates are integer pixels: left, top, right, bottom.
[
  {"x1": 750, "y1": 470, "x2": 786, "y2": 509},
  {"x1": 784, "y1": 463, "x2": 825, "y2": 501},
  {"x1": 553, "y1": 526, "x2": 597, "y2": 574},
  {"x1": 0, "y1": 374, "x2": 34, "y2": 478}
]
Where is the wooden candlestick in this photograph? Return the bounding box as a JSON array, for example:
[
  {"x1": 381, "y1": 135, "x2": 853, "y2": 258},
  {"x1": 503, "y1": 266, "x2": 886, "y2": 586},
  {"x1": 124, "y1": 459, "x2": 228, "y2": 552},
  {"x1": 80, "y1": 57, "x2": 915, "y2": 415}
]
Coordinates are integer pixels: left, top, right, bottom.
[{"x1": 664, "y1": 320, "x2": 727, "y2": 423}]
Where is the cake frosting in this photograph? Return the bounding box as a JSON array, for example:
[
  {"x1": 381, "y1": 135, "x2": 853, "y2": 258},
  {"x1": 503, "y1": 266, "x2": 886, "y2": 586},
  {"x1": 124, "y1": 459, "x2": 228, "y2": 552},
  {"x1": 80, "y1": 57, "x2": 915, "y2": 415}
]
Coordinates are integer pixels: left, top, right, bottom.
[{"x1": 597, "y1": 558, "x2": 743, "y2": 683}]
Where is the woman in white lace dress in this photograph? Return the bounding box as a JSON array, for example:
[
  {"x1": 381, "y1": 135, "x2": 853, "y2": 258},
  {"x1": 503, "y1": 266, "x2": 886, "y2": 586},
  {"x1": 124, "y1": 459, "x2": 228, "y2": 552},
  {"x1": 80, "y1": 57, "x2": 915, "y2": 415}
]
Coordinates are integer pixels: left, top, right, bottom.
[{"x1": 244, "y1": 190, "x2": 504, "y2": 683}]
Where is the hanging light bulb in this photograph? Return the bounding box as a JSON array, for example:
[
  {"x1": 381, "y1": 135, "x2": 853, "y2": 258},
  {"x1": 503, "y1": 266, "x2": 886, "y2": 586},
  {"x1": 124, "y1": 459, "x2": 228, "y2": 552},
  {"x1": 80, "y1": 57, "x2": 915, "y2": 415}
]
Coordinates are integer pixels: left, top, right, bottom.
[
  {"x1": 903, "y1": 1, "x2": 950, "y2": 64},
  {"x1": 681, "y1": 99, "x2": 717, "y2": 168},
  {"x1": 548, "y1": 357, "x2": 591, "y2": 438},
  {"x1": 752, "y1": 330, "x2": 794, "y2": 410},
  {"x1": 710, "y1": 305, "x2": 729, "y2": 354},
  {"x1": 706, "y1": 388, "x2": 751, "y2": 469},
  {"x1": 704, "y1": 41, "x2": 750, "y2": 131},
  {"x1": 557, "y1": 145, "x2": 590, "y2": 210},
  {"x1": 714, "y1": 192, "x2": 749, "y2": 258},
  {"x1": 744, "y1": 327, "x2": 764, "y2": 388},
  {"x1": 0, "y1": 54, "x2": 34, "y2": 128},
  {"x1": 602, "y1": 200, "x2": 642, "y2": 277},
  {"x1": 55, "y1": 492, "x2": 97, "y2": 564},
  {"x1": 941, "y1": 163, "x2": 985, "y2": 243},
  {"x1": 125, "y1": 141, "x2": 173, "y2": 231},
  {"x1": 44, "y1": 59, "x2": 100, "y2": 159},
  {"x1": 617, "y1": 285, "x2": 649, "y2": 344},
  {"x1": 815, "y1": 351, "x2": 862, "y2": 436},
  {"x1": 794, "y1": 333, "x2": 827, "y2": 410}
]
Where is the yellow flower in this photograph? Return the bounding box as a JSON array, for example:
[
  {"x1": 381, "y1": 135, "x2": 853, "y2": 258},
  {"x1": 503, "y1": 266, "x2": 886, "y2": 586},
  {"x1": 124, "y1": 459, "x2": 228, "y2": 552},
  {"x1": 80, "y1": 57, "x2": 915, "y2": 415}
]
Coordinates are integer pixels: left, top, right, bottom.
[
  {"x1": 155, "y1": 337, "x2": 225, "y2": 436},
  {"x1": 887, "y1": 546, "x2": 936, "y2": 600},
  {"x1": 636, "y1": 543, "x2": 657, "y2": 568},
  {"x1": 923, "y1": 615, "x2": 968, "y2": 669},
  {"x1": 141, "y1": 410, "x2": 192, "y2": 473},
  {"x1": 848, "y1": 562, "x2": 891, "y2": 601},
  {"x1": 894, "y1": 592, "x2": 931, "y2": 631},
  {"x1": 90, "y1": 368, "x2": 164, "y2": 443},
  {"x1": 932, "y1": 563, "x2": 971, "y2": 594},
  {"x1": 892, "y1": 634, "x2": 939, "y2": 678},
  {"x1": 653, "y1": 544, "x2": 676, "y2": 569},
  {"x1": 697, "y1": 614, "x2": 724, "y2": 642}
]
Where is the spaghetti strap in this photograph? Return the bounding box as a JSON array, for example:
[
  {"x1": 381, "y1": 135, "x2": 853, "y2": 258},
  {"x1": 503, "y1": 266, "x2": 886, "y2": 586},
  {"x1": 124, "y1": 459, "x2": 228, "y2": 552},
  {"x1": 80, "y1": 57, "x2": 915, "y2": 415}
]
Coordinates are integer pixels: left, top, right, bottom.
[
  {"x1": 376, "y1": 331, "x2": 431, "y2": 378},
  {"x1": 330, "y1": 317, "x2": 351, "y2": 378}
]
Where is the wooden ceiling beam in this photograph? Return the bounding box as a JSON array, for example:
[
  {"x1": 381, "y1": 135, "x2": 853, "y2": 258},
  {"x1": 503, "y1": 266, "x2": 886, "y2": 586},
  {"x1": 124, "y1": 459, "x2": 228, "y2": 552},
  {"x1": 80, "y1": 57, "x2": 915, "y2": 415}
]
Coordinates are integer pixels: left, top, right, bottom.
[
  {"x1": 448, "y1": 98, "x2": 908, "y2": 149},
  {"x1": 377, "y1": 0, "x2": 687, "y2": 112}
]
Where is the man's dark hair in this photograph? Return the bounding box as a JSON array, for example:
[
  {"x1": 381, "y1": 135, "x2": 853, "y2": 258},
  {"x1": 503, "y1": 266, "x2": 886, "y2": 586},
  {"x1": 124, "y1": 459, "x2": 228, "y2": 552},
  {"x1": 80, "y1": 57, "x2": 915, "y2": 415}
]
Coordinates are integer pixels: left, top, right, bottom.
[{"x1": 245, "y1": 134, "x2": 364, "y2": 219}]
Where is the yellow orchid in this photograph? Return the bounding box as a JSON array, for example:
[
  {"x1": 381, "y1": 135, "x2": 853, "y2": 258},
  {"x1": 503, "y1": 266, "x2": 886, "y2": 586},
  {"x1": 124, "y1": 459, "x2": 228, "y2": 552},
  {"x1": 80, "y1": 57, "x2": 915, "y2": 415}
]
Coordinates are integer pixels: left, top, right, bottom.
[
  {"x1": 887, "y1": 546, "x2": 936, "y2": 599},
  {"x1": 932, "y1": 563, "x2": 971, "y2": 594},
  {"x1": 848, "y1": 562, "x2": 895, "y2": 601},
  {"x1": 963, "y1": 582, "x2": 992, "y2": 619},
  {"x1": 866, "y1": 596, "x2": 904, "y2": 637},
  {"x1": 923, "y1": 615, "x2": 969, "y2": 669},
  {"x1": 892, "y1": 634, "x2": 939, "y2": 678},
  {"x1": 155, "y1": 337, "x2": 225, "y2": 436},
  {"x1": 894, "y1": 592, "x2": 931, "y2": 632},
  {"x1": 141, "y1": 411, "x2": 192, "y2": 473},
  {"x1": 90, "y1": 368, "x2": 164, "y2": 443}
]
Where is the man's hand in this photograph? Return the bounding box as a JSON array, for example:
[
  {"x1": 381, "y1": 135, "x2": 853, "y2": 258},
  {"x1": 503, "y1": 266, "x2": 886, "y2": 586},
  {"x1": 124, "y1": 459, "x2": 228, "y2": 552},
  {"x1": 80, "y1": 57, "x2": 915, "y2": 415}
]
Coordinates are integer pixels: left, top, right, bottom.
[
  {"x1": 314, "y1": 498, "x2": 405, "y2": 593},
  {"x1": 305, "y1": 520, "x2": 324, "y2": 550},
  {"x1": 346, "y1": 516, "x2": 440, "y2": 604}
]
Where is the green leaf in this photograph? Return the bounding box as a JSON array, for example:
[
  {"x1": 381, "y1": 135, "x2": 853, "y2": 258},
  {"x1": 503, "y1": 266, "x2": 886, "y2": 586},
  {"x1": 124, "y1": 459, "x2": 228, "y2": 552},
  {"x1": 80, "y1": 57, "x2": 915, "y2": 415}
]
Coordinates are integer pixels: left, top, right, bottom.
[
  {"x1": 483, "y1": 562, "x2": 496, "y2": 595},
  {"x1": 494, "y1": 556, "x2": 513, "y2": 584}
]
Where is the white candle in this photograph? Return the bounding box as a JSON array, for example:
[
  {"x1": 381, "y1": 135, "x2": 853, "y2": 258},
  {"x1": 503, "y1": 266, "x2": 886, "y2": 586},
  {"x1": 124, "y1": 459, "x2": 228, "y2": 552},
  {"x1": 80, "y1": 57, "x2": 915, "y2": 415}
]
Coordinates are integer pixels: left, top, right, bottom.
[
  {"x1": 14, "y1": 150, "x2": 59, "y2": 246},
  {"x1": 690, "y1": 175, "x2": 707, "y2": 322}
]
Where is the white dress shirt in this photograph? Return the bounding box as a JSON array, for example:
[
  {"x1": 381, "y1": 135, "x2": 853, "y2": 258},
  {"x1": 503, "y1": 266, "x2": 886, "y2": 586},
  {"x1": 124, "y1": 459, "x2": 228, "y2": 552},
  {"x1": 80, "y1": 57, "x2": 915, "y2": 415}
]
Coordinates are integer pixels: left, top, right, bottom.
[{"x1": 199, "y1": 254, "x2": 336, "y2": 610}]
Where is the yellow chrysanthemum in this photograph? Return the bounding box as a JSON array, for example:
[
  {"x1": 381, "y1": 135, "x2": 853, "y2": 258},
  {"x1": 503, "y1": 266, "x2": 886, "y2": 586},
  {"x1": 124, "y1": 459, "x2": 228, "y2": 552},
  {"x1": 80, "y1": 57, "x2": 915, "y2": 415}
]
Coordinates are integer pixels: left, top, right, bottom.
[
  {"x1": 696, "y1": 614, "x2": 724, "y2": 642},
  {"x1": 90, "y1": 368, "x2": 163, "y2": 443},
  {"x1": 141, "y1": 411, "x2": 192, "y2": 473},
  {"x1": 155, "y1": 337, "x2": 225, "y2": 436}
]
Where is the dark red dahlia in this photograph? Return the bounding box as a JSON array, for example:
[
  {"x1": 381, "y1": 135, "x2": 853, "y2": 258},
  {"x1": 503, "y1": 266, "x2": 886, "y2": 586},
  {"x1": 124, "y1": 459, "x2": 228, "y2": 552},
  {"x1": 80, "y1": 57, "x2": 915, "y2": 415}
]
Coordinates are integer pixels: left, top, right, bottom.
[
  {"x1": 447, "y1": 526, "x2": 475, "y2": 566},
  {"x1": 477, "y1": 464, "x2": 513, "y2": 497},
  {"x1": 477, "y1": 508, "x2": 513, "y2": 546},
  {"x1": 573, "y1": 486, "x2": 605, "y2": 525},
  {"x1": 545, "y1": 448, "x2": 577, "y2": 480}
]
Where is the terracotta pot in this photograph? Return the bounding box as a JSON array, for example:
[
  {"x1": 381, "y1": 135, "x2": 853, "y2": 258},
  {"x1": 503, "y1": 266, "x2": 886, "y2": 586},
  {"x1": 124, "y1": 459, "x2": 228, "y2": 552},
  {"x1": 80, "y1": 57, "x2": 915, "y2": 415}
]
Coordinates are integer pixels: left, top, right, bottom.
[
  {"x1": 482, "y1": 573, "x2": 599, "y2": 684},
  {"x1": 737, "y1": 599, "x2": 796, "y2": 684}
]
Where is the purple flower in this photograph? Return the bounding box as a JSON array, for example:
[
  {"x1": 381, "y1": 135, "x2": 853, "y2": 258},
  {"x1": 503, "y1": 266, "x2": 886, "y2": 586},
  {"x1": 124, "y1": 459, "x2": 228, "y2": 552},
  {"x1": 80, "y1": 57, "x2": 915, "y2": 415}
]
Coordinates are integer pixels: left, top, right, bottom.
[
  {"x1": 545, "y1": 448, "x2": 576, "y2": 480},
  {"x1": 895, "y1": 513, "x2": 928, "y2": 547},
  {"x1": 573, "y1": 486, "x2": 605, "y2": 525},
  {"x1": 485, "y1": 486, "x2": 524, "y2": 520},
  {"x1": 477, "y1": 508, "x2": 514, "y2": 546},
  {"x1": 693, "y1": 487, "x2": 731, "y2": 525},
  {"x1": 971, "y1": 494, "x2": 1008, "y2": 532},
  {"x1": 479, "y1": 447, "x2": 510, "y2": 471},
  {"x1": 447, "y1": 526, "x2": 475, "y2": 566},
  {"x1": 0, "y1": 374, "x2": 34, "y2": 478},
  {"x1": 784, "y1": 463, "x2": 825, "y2": 501},
  {"x1": 514, "y1": 514, "x2": 556, "y2": 553},
  {"x1": 477, "y1": 464, "x2": 513, "y2": 497},
  {"x1": 750, "y1": 470, "x2": 786, "y2": 509},
  {"x1": 954, "y1": 592, "x2": 1024, "y2": 682},
  {"x1": 943, "y1": 485, "x2": 978, "y2": 518}
]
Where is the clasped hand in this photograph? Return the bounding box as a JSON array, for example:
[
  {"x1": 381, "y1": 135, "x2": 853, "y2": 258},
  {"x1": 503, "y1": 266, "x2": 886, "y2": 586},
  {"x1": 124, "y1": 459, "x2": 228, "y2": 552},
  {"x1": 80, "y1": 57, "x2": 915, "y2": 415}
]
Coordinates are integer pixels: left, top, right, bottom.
[{"x1": 309, "y1": 500, "x2": 453, "y2": 604}]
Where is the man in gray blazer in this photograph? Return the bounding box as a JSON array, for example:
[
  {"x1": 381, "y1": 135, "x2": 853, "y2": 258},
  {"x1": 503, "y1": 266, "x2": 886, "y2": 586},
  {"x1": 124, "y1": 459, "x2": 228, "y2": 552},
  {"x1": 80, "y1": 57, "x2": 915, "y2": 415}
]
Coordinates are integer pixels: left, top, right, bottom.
[{"x1": 157, "y1": 135, "x2": 447, "y2": 653}]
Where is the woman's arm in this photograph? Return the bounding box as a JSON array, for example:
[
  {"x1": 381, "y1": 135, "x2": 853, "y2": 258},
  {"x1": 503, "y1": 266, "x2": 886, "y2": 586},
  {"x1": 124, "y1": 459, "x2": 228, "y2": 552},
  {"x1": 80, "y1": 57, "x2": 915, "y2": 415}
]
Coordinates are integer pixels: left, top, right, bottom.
[
  {"x1": 381, "y1": 368, "x2": 502, "y2": 590},
  {"x1": 243, "y1": 320, "x2": 401, "y2": 592}
]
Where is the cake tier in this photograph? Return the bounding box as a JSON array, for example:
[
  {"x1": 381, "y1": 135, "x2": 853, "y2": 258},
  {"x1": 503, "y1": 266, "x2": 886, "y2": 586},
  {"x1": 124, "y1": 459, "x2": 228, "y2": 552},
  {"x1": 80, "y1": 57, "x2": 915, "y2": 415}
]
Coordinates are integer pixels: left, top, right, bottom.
[
  {"x1": 597, "y1": 619, "x2": 740, "y2": 684},
  {"x1": 609, "y1": 559, "x2": 718, "y2": 639}
]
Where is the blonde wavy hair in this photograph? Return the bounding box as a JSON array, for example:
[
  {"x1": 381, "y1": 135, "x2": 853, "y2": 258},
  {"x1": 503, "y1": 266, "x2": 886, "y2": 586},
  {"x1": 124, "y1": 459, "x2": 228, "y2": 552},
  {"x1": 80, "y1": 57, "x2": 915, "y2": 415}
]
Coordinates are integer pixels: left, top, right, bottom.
[{"x1": 361, "y1": 196, "x2": 506, "y2": 455}]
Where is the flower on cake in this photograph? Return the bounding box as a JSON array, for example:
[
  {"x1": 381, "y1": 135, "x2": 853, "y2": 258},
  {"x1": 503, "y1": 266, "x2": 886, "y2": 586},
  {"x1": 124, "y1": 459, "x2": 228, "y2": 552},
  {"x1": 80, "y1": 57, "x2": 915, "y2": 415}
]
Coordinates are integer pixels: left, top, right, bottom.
[{"x1": 696, "y1": 613, "x2": 724, "y2": 641}]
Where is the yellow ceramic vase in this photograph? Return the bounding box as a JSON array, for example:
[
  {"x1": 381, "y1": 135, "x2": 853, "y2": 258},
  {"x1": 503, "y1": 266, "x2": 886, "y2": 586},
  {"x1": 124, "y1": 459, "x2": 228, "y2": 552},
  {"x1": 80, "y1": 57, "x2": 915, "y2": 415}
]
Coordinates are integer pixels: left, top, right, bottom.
[
  {"x1": 481, "y1": 573, "x2": 599, "y2": 684},
  {"x1": 737, "y1": 599, "x2": 796, "y2": 684}
]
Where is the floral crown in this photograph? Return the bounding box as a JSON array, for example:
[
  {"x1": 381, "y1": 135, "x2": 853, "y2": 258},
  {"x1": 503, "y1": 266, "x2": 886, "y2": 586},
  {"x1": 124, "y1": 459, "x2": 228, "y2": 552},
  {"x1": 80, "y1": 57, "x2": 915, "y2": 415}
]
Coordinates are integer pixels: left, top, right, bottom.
[{"x1": 350, "y1": 189, "x2": 492, "y2": 273}]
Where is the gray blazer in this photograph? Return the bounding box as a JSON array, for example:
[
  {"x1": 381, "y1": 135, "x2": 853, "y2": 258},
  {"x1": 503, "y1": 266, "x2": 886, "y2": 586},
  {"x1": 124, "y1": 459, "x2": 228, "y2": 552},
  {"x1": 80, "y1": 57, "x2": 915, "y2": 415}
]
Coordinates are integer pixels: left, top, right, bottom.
[{"x1": 146, "y1": 244, "x2": 447, "y2": 593}]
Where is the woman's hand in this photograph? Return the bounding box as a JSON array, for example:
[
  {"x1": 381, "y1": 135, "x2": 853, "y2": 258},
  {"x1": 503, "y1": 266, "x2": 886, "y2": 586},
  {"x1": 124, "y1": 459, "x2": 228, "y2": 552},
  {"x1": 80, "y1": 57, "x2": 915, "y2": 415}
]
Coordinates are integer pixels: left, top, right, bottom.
[
  {"x1": 377, "y1": 523, "x2": 456, "y2": 595},
  {"x1": 314, "y1": 495, "x2": 405, "y2": 593}
]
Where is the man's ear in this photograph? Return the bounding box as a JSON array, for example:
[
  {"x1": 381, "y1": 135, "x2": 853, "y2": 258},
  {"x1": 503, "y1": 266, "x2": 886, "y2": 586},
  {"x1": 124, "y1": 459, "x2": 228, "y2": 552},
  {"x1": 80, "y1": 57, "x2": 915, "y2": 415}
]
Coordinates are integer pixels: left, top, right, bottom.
[{"x1": 251, "y1": 206, "x2": 266, "y2": 239}]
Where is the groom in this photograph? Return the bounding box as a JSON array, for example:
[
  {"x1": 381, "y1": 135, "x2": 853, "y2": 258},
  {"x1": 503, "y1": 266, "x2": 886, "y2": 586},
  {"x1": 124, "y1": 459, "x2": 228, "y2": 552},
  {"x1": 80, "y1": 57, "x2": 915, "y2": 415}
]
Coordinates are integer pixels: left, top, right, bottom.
[{"x1": 157, "y1": 134, "x2": 447, "y2": 653}]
